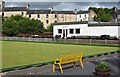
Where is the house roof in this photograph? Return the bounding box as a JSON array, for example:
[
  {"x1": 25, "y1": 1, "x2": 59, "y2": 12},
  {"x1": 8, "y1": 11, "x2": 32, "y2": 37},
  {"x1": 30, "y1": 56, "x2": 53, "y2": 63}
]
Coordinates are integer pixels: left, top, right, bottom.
[
  {"x1": 2, "y1": 6, "x2": 90, "y2": 14},
  {"x1": 54, "y1": 21, "x2": 88, "y2": 25},
  {"x1": 28, "y1": 10, "x2": 75, "y2": 14},
  {"x1": 28, "y1": 10, "x2": 51, "y2": 14},
  {"x1": 53, "y1": 11, "x2": 75, "y2": 14},
  {"x1": 77, "y1": 10, "x2": 90, "y2": 14},
  {"x1": 28, "y1": 10, "x2": 89, "y2": 14},
  {"x1": 3, "y1": 7, "x2": 26, "y2": 11}
]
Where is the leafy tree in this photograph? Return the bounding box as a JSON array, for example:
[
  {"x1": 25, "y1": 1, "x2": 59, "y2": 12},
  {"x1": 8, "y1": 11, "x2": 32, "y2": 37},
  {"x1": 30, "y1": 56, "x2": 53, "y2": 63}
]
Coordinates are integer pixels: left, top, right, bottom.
[
  {"x1": 94, "y1": 13, "x2": 100, "y2": 21},
  {"x1": 91, "y1": 7, "x2": 112, "y2": 22},
  {"x1": 2, "y1": 15, "x2": 45, "y2": 36},
  {"x1": 98, "y1": 7, "x2": 106, "y2": 16},
  {"x1": 88, "y1": 7, "x2": 98, "y2": 14},
  {"x1": 2, "y1": 17, "x2": 19, "y2": 36},
  {"x1": 101, "y1": 13, "x2": 112, "y2": 22},
  {"x1": 46, "y1": 23, "x2": 53, "y2": 32}
]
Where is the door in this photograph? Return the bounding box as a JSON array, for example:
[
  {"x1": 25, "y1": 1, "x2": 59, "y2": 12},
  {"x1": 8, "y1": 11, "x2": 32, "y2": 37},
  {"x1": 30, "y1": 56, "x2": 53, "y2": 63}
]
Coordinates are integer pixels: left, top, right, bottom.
[
  {"x1": 63, "y1": 29, "x2": 65, "y2": 39},
  {"x1": 66, "y1": 29, "x2": 68, "y2": 38}
]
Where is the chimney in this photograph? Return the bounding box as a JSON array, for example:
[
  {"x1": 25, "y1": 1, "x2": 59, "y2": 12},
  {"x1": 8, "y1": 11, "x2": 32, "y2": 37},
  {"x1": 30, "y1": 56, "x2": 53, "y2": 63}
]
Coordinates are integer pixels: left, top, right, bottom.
[
  {"x1": 1, "y1": 0, "x2": 5, "y2": 9},
  {"x1": 26, "y1": 4, "x2": 30, "y2": 10},
  {"x1": 51, "y1": 6, "x2": 53, "y2": 12},
  {"x1": 74, "y1": 9, "x2": 77, "y2": 14},
  {"x1": 113, "y1": 6, "x2": 117, "y2": 12}
]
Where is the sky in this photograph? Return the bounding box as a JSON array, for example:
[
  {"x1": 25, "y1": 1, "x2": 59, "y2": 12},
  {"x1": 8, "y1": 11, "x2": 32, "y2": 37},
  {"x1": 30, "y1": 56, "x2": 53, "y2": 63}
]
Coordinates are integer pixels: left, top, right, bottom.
[
  {"x1": 3, "y1": 0, "x2": 120, "y2": 2},
  {"x1": 4, "y1": 2, "x2": 119, "y2": 11},
  {"x1": 3, "y1": 0, "x2": 120, "y2": 11}
]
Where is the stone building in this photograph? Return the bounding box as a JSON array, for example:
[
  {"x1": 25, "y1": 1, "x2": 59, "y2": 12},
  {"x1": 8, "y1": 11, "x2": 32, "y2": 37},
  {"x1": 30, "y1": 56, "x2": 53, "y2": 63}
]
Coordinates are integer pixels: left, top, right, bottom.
[
  {"x1": 88, "y1": 10, "x2": 97, "y2": 21},
  {"x1": 0, "y1": 1, "x2": 94, "y2": 28},
  {"x1": 112, "y1": 6, "x2": 120, "y2": 23}
]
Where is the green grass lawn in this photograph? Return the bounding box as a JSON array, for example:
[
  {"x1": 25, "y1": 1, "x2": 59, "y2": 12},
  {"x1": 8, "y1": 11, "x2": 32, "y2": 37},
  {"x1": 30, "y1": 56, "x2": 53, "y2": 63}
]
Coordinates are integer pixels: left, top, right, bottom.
[{"x1": 2, "y1": 41, "x2": 118, "y2": 69}]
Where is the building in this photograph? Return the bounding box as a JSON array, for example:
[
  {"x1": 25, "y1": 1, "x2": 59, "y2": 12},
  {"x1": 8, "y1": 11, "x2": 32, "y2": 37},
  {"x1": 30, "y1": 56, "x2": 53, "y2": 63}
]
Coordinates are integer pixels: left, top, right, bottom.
[
  {"x1": 0, "y1": 1, "x2": 94, "y2": 28},
  {"x1": 88, "y1": 10, "x2": 97, "y2": 21},
  {"x1": 77, "y1": 10, "x2": 89, "y2": 21},
  {"x1": 112, "y1": 6, "x2": 120, "y2": 23},
  {"x1": 53, "y1": 22, "x2": 119, "y2": 38}
]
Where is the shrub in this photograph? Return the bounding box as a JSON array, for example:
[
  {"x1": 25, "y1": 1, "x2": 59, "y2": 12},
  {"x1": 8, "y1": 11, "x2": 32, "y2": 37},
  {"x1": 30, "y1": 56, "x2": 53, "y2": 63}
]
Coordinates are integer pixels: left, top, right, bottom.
[{"x1": 97, "y1": 62, "x2": 109, "y2": 69}]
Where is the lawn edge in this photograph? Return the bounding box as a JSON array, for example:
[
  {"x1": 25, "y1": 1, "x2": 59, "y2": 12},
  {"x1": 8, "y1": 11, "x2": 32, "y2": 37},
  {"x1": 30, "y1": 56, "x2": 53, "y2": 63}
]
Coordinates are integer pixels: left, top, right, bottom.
[{"x1": 1, "y1": 50, "x2": 119, "y2": 72}]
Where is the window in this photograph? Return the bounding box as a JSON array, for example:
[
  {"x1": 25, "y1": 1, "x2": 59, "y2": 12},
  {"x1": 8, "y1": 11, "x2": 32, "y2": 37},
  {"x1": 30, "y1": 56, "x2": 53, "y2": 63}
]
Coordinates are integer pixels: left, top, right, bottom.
[
  {"x1": 58, "y1": 29, "x2": 62, "y2": 34},
  {"x1": 37, "y1": 14, "x2": 40, "y2": 18},
  {"x1": 75, "y1": 28, "x2": 80, "y2": 34},
  {"x1": 69, "y1": 29, "x2": 74, "y2": 34},
  {"x1": 29, "y1": 14, "x2": 31, "y2": 18},
  {"x1": 55, "y1": 21, "x2": 57, "y2": 23},
  {"x1": 46, "y1": 20, "x2": 49, "y2": 24},
  {"x1": 2, "y1": 12, "x2": 4, "y2": 17},
  {"x1": 55, "y1": 14, "x2": 57, "y2": 18},
  {"x1": 46, "y1": 14, "x2": 48, "y2": 18},
  {"x1": 22, "y1": 12, "x2": 24, "y2": 15}
]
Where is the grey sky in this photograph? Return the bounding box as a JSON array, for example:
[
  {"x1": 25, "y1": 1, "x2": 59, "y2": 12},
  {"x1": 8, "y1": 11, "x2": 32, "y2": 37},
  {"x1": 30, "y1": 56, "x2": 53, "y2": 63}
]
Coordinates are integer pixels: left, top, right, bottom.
[
  {"x1": 3, "y1": 0, "x2": 120, "y2": 2},
  {"x1": 5, "y1": 2, "x2": 119, "y2": 11}
]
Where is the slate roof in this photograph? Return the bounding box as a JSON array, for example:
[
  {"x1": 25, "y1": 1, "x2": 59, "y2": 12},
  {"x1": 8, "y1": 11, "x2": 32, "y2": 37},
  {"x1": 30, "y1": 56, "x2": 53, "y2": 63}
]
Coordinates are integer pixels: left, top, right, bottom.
[
  {"x1": 28, "y1": 10, "x2": 76, "y2": 14},
  {"x1": 2, "y1": 6, "x2": 90, "y2": 14},
  {"x1": 3, "y1": 7, "x2": 26, "y2": 11},
  {"x1": 28, "y1": 10, "x2": 51, "y2": 14},
  {"x1": 77, "y1": 10, "x2": 90, "y2": 14},
  {"x1": 28, "y1": 10, "x2": 89, "y2": 14}
]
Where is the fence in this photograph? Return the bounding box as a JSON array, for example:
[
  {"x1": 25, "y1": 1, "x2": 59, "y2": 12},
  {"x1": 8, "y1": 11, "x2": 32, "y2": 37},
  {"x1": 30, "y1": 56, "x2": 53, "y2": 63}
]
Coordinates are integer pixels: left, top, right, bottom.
[
  {"x1": 1, "y1": 37, "x2": 119, "y2": 45},
  {"x1": 57, "y1": 39, "x2": 119, "y2": 45},
  {"x1": 2, "y1": 37, "x2": 54, "y2": 42}
]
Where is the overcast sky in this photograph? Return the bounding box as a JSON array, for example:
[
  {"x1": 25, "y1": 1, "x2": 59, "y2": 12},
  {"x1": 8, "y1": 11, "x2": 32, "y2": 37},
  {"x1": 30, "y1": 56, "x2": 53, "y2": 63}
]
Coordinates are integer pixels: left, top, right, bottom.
[
  {"x1": 4, "y1": 2, "x2": 119, "y2": 11},
  {"x1": 3, "y1": 0, "x2": 120, "y2": 2}
]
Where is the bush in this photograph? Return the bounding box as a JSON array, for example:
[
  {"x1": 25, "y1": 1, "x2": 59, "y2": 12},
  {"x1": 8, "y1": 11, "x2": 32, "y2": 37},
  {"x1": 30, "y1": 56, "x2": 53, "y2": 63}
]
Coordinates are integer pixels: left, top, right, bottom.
[
  {"x1": 97, "y1": 62, "x2": 109, "y2": 69},
  {"x1": 46, "y1": 23, "x2": 53, "y2": 32},
  {"x1": 2, "y1": 15, "x2": 44, "y2": 36}
]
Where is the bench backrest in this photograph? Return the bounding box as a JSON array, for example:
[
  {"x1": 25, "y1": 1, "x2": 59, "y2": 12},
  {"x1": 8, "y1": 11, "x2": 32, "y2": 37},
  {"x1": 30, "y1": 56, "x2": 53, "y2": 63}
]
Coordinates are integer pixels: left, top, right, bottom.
[{"x1": 60, "y1": 52, "x2": 83, "y2": 64}]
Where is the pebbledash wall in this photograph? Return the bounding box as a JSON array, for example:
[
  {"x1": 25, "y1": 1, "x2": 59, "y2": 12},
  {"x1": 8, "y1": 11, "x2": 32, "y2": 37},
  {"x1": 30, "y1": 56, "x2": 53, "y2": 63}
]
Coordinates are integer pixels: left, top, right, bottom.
[{"x1": 53, "y1": 22, "x2": 119, "y2": 38}]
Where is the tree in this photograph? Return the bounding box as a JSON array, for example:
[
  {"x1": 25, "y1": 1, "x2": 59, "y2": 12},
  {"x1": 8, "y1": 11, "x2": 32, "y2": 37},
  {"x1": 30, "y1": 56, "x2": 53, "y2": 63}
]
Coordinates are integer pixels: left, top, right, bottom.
[
  {"x1": 88, "y1": 7, "x2": 98, "y2": 14},
  {"x1": 46, "y1": 23, "x2": 53, "y2": 32},
  {"x1": 2, "y1": 17, "x2": 19, "y2": 36},
  {"x1": 92, "y1": 7, "x2": 112, "y2": 22},
  {"x1": 101, "y1": 13, "x2": 112, "y2": 22},
  {"x1": 2, "y1": 15, "x2": 45, "y2": 36},
  {"x1": 94, "y1": 13, "x2": 100, "y2": 21},
  {"x1": 98, "y1": 7, "x2": 106, "y2": 16}
]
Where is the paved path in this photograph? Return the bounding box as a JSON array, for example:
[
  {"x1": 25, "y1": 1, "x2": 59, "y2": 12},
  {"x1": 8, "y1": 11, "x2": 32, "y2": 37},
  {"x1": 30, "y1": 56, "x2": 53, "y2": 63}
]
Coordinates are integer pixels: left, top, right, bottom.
[{"x1": 1, "y1": 53, "x2": 119, "y2": 76}]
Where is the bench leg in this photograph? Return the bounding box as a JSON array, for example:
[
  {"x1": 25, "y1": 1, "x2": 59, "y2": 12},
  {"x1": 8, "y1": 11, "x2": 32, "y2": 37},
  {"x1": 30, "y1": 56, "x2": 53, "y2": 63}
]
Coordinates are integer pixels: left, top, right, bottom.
[
  {"x1": 53, "y1": 64, "x2": 55, "y2": 72},
  {"x1": 59, "y1": 64, "x2": 63, "y2": 74},
  {"x1": 80, "y1": 60, "x2": 83, "y2": 69},
  {"x1": 74, "y1": 62, "x2": 75, "y2": 68}
]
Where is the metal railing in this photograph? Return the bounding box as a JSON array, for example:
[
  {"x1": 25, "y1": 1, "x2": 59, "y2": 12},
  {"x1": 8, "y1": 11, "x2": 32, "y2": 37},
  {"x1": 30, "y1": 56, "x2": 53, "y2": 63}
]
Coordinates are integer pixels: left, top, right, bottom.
[{"x1": 1, "y1": 37, "x2": 119, "y2": 45}]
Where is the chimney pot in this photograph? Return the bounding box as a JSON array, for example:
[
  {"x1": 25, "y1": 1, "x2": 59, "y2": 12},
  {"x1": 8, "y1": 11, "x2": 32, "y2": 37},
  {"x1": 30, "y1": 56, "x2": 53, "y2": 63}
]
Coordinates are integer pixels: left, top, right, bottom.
[
  {"x1": 74, "y1": 9, "x2": 77, "y2": 14},
  {"x1": 26, "y1": 4, "x2": 30, "y2": 10},
  {"x1": 51, "y1": 6, "x2": 53, "y2": 12}
]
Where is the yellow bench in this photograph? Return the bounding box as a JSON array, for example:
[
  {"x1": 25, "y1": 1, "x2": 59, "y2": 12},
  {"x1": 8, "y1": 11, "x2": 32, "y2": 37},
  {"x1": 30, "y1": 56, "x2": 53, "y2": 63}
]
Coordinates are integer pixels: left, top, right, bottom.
[{"x1": 53, "y1": 51, "x2": 84, "y2": 74}]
